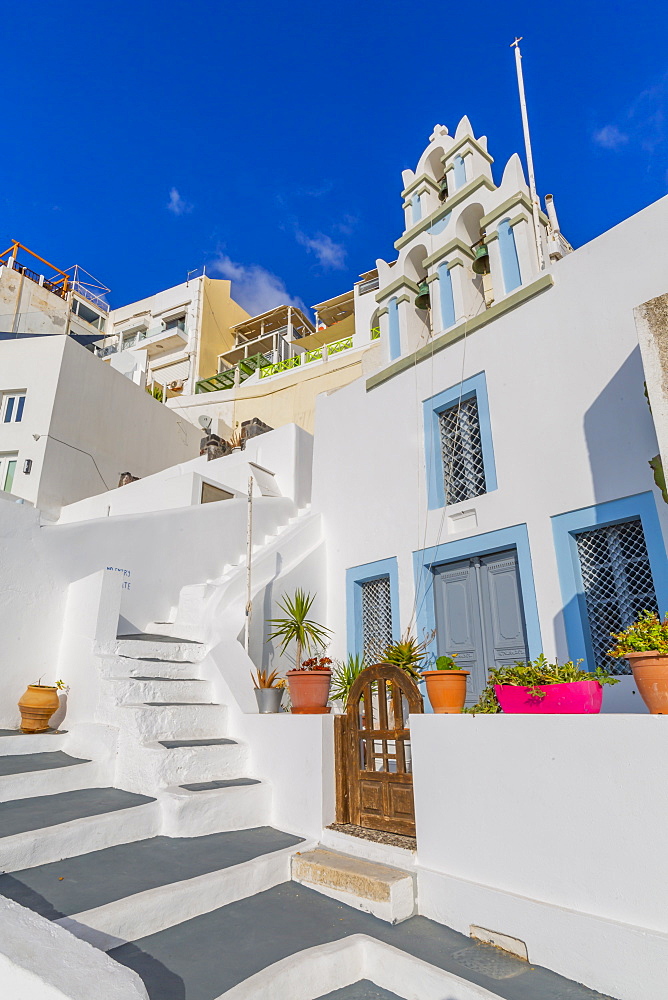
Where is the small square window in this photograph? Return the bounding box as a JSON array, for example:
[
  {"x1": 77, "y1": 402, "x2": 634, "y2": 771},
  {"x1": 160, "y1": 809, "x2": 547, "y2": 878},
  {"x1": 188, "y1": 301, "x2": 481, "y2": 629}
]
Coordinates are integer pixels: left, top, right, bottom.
[{"x1": 2, "y1": 393, "x2": 26, "y2": 424}]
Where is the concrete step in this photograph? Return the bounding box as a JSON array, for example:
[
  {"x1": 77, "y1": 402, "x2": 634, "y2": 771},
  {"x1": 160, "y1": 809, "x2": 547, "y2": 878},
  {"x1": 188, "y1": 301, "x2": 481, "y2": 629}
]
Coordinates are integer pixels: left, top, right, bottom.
[
  {"x1": 98, "y1": 655, "x2": 198, "y2": 680},
  {"x1": 161, "y1": 779, "x2": 270, "y2": 837},
  {"x1": 0, "y1": 827, "x2": 304, "y2": 951},
  {"x1": 0, "y1": 730, "x2": 69, "y2": 757},
  {"x1": 115, "y1": 737, "x2": 249, "y2": 790},
  {"x1": 103, "y1": 676, "x2": 211, "y2": 706},
  {"x1": 0, "y1": 787, "x2": 160, "y2": 871},
  {"x1": 145, "y1": 621, "x2": 204, "y2": 642},
  {"x1": 102, "y1": 702, "x2": 228, "y2": 741},
  {"x1": 320, "y1": 828, "x2": 416, "y2": 872},
  {"x1": 111, "y1": 634, "x2": 207, "y2": 663},
  {"x1": 0, "y1": 752, "x2": 109, "y2": 803},
  {"x1": 291, "y1": 849, "x2": 416, "y2": 923}
]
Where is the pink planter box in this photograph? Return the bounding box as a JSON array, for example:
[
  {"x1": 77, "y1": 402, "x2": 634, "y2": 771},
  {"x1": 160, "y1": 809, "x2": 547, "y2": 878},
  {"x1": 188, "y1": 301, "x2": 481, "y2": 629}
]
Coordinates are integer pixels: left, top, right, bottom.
[{"x1": 494, "y1": 680, "x2": 603, "y2": 714}]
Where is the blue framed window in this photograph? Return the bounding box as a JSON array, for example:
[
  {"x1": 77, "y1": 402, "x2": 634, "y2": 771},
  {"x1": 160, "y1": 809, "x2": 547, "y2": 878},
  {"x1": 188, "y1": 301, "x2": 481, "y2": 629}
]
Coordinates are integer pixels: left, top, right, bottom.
[
  {"x1": 346, "y1": 557, "x2": 399, "y2": 660},
  {"x1": 423, "y1": 372, "x2": 497, "y2": 510},
  {"x1": 498, "y1": 218, "x2": 522, "y2": 293},
  {"x1": 552, "y1": 493, "x2": 668, "y2": 672},
  {"x1": 388, "y1": 297, "x2": 401, "y2": 361},
  {"x1": 3, "y1": 393, "x2": 25, "y2": 423}
]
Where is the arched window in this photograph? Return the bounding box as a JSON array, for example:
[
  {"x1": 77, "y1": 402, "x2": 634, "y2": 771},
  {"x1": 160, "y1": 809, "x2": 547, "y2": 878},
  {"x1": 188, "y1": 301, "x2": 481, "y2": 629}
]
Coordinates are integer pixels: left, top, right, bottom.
[
  {"x1": 498, "y1": 218, "x2": 522, "y2": 293},
  {"x1": 438, "y1": 263, "x2": 456, "y2": 330},
  {"x1": 453, "y1": 155, "x2": 467, "y2": 190},
  {"x1": 388, "y1": 297, "x2": 401, "y2": 360}
]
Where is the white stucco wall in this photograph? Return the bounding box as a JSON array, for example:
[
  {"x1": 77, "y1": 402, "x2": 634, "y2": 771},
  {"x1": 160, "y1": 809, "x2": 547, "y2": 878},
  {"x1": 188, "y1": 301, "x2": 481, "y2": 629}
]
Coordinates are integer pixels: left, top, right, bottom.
[
  {"x1": 0, "y1": 335, "x2": 201, "y2": 512},
  {"x1": 311, "y1": 194, "x2": 668, "y2": 708},
  {"x1": 411, "y1": 713, "x2": 668, "y2": 1000}
]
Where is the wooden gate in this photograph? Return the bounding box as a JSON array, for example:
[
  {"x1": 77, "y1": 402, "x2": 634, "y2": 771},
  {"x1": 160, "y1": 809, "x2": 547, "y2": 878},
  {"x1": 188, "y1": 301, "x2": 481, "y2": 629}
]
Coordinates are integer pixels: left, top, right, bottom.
[{"x1": 335, "y1": 664, "x2": 423, "y2": 837}]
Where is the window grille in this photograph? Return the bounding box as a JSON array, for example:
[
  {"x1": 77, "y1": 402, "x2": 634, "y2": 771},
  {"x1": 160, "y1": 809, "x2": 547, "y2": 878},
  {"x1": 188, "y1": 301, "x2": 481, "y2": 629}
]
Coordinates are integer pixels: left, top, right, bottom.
[
  {"x1": 438, "y1": 396, "x2": 486, "y2": 505},
  {"x1": 576, "y1": 519, "x2": 659, "y2": 674},
  {"x1": 360, "y1": 576, "x2": 393, "y2": 663}
]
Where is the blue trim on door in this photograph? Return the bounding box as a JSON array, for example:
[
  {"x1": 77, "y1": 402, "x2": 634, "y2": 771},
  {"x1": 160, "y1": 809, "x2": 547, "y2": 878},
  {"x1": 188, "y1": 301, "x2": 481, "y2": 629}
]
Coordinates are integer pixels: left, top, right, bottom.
[
  {"x1": 346, "y1": 557, "x2": 400, "y2": 657},
  {"x1": 423, "y1": 371, "x2": 497, "y2": 510},
  {"x1": 412, "y1": 524, "x2": 542, "y2": 661},
  {"x1": 551, "y1": 492, "x2": 668, "y2": 669}
]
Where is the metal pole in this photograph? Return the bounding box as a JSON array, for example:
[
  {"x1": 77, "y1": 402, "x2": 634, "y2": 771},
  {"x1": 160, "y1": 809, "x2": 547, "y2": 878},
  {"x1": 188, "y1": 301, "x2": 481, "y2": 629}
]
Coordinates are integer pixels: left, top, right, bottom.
[
  {"x1": 244, "y1": 474, "x2": 254, "y2": 654},
  {"x1": 511, "y1": 37, "x2": 545, "y2": 271}
]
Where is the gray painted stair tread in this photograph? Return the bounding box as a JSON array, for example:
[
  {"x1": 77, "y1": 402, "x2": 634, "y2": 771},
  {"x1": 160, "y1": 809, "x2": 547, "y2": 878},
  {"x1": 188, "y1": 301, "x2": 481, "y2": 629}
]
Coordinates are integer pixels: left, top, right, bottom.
[
  {"x1": 0, "y1": 827, "x2": 302, "y2": 918},
  {"x1": 0, "y1": 729, "x2": 65, "y2": 738},
  {"x1": 118, "y1": 634, "x2": 202, "y2": 645},
  {"x1": 110, "y1": 882, "x2": 614, "y2": 1000},
  {"x1": 316, "y1": 983, "x2": 405, "y2": 1000},
  {"x1": 159, "y1": 739, "x2": 236, "y2": 749},
  {"x1": 180, "y1": 778, "x2": 260, "y2": 791},
  {"x1": 144, "y1": 702, "x2": 217, "y2": 707},
  {"x1": 132, "y1": 677, "x2": 202, "y2": 682},
  {"x1": 0, "y1": 752, "x2": 90, "y2": 777},
  {"x1": 0, "y1": 788, "x2": 155, "y2": 838}
]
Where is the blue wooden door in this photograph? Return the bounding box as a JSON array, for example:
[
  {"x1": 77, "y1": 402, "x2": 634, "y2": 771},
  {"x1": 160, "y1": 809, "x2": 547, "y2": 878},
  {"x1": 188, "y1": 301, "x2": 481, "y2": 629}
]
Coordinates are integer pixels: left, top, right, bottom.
[{"x1": 434, "y1": 549, "x2": 528, "y2": 704}]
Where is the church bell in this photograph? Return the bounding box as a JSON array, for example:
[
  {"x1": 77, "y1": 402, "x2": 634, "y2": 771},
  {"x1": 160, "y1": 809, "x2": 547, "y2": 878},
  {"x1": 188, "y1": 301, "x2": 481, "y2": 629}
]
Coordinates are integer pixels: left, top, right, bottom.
[
  {"x1": 415, "y1": 280, "x2": 431, "y2": 310},
  {"x1": 472, "y1": 243, "x2": 490, "y2": 275}
]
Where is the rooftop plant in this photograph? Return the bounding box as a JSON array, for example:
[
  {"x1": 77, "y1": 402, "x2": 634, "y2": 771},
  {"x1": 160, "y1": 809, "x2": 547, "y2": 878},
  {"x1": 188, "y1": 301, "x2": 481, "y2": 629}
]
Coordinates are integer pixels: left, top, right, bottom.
[
  {"x1": 382, "y1": 629, "x2": 434, "y2": 680},
  {"x1": 608, "y1": 610, "x2": 668, "y2": 657}
]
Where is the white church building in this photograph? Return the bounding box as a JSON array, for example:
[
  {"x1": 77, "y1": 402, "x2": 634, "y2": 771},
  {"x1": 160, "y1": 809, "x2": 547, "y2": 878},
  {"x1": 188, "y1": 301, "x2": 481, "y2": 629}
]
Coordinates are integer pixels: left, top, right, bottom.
[{"x1": 0, "y1": 116, "x2": 667, "y2": 1000}]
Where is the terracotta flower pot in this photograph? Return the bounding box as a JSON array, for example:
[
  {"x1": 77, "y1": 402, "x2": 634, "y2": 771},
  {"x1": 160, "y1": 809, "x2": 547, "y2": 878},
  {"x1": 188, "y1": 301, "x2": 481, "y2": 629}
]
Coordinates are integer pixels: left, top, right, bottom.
[
  {"x1": 18, "y1": 685, "x2": 60, "y2": 733},
  {"x1": 494, "y1": 680, "x2": 603, "y2": 714},
  {"x1": 287, "y1": 669, "x2": 331, "y2": 714},
  {"x1": 624, "y1": 652, "x2": 668, "y2": 714},
  {"x1": 423, "y1": 670, "x2": 470, "y2": 713}
]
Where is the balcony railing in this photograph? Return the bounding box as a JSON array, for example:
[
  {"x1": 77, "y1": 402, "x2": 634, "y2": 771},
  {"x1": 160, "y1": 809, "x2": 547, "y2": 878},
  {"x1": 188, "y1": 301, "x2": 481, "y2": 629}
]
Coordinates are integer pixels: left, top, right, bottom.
[
  {"x1": 358, "y1": 276, "x2": 380, "y2": 295},
  {"x1": 258, "y1": 336, "x2": 355, "y2": 379}
]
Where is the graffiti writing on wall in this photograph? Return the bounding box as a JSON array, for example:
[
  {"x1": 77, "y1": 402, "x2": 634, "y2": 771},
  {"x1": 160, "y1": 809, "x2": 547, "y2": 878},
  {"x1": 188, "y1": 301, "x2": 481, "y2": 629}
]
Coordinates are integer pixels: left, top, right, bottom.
[{"x1": 107, "y1": 566, "x2": 131, "y2": 590}]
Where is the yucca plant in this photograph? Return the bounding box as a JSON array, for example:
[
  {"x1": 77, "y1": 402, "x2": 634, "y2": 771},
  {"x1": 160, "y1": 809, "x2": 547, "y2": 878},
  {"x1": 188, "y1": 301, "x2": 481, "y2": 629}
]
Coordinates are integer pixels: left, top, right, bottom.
[
  {"x1": 330, "y1": 653, "x2": 367, "y2": 706},
  {"x1": 266, "y1": 589, "x2": 332, "y2": 669},
  {"x1": 382, "y1": 629, "x2": 434, "y2": 680}
]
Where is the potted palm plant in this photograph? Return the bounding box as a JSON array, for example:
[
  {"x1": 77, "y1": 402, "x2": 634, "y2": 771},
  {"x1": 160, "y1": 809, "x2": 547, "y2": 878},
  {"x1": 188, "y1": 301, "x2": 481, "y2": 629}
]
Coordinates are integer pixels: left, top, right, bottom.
[
  {"x1": 267, "y1": 589, "x2": 333, "y2": 713},
  {"x1": 608, "y1": 609, "x2": 668, "y2": 714},
  {"x1": 422, "y1": 655, "x2": 470, "y2": 713},
  {"x1": 251, "y1": 667, "x2": 284, "y2": 713},
  {"x1": 330, "y1": 653, "x2": 367, "y2": 710}
]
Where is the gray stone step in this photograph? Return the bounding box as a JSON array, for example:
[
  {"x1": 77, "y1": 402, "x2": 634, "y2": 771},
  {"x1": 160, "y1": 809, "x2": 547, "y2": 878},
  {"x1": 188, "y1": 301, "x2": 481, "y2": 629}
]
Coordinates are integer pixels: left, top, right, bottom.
[
  {"x1": 112, "y1": 634, "x2": 207, "y2": 663},
  {"x1": 317, "y1": 983, "x2": 406, "y2": 1000},
  {"x1": 0, "y1": 751, "x2": 89, "y2": 777},
  {"x1": 110, "y1": 882, "x2": 613, "y2": 1000},
  {"x1": 0, "y1": 827, "x2": 303, "y2": 919},
  {"x1": 159, "y1": 738, "x2": 236, "y2": 749},
  {"x1": 0, "y1": 787, "x2": 155, "y2": 839},
  {"x1": 179, "y1": 778, "x2": 260, "y2": 792}
]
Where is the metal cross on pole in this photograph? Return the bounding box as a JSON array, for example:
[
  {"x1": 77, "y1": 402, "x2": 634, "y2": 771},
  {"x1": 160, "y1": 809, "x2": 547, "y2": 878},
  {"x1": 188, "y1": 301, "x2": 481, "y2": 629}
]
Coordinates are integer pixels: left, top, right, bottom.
[{"x1": 510, "y1": 37, "x2": 545, "y2": 272}]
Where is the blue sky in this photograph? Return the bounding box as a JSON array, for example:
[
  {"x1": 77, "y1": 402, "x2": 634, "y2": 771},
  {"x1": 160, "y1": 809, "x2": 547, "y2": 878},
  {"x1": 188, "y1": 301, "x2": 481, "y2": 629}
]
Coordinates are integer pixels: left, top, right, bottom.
[{"x1": 2, "y1": 1, "x2": 667, "y2": 315}]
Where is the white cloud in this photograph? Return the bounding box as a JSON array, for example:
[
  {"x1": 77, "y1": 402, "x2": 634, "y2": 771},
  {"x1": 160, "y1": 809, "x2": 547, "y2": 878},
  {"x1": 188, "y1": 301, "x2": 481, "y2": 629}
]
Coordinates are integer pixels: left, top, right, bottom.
[
  {"x1": 208, "y1": 254, "x2": 305, "y2": 317},
  {"x1": 166, "y1": 187, "x2": 193, "y2": 215},
  {"x1": 593, "y1": 124, "x2": 629, "y2": 150},
  {"x1": 295, "y1": 230, "x2": 346, "y2": 269}
]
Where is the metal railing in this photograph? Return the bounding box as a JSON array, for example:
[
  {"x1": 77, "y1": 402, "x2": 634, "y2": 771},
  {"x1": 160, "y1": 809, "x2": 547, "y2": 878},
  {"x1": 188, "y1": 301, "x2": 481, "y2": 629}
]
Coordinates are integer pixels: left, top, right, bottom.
[{"x1": 358, "y1": 276, "x2": 380, "y2": 294}]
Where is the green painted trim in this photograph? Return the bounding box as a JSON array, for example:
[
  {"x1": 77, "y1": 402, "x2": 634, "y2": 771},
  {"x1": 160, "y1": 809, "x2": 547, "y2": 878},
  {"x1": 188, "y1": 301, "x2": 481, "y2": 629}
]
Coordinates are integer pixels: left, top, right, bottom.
[
  {"x1": 447, "y1": 257, "x2": 466, "y2": 270},
  {"x1": 423, "y1": 238, "x2": 475, "y2": 269},
  {"x1": 375, "y1": 275, "x2": 419, "y2": 303},
  {"x1": 396, "y1": 293, "x2": 412, "y2": 305},
  {"x1": 441, "y1": 134, "x2": 494, "y2": 166},
  {"x1": 481, "y1": 192, "x2": 550, "y2": 230},
  {"x1": 425, "y1": 273, "x2": 439, "y2": 284},
  {"x1": 366, "y1": 273, "x2": 554, "y2": 391},
  {"x1": 509, "y1": 212, "x2": 530, "y2": 228},
  {"x1": 401, "y1": 173, "x2": 440, "y2": 199},
  {"x1": 484, "y1": 230, "x2": 499, "y2": 243},
  {"x1": 394, "y1": 176, "x2": 495, "y2": 251},
  {"x1": 377, "y1": 306, "x2": 389, "y2": 317}
]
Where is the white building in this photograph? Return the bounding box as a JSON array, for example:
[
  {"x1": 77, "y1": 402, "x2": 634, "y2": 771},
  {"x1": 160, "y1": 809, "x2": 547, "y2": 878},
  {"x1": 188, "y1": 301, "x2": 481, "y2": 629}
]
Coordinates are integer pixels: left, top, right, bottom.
[
  {"x1": 0, "y1": 334, "x2": 200, "y2": 512},
  {"x1": 0, "y1": 118, "x2": 667, "y2": 1000},
  {"x1": 96, "y1": 273, "x2": 249, "y2": 398}
]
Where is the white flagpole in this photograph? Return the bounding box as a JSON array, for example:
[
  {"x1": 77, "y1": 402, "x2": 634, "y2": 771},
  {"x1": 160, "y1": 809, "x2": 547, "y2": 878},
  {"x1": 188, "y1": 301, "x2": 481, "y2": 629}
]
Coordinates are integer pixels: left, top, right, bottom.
[
  {"x1": 244, "y1": 475, "x2": 253, "y2": 653},
  {"x1": 511, "y1": 37, "x2": 545, "y2": 271}
]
